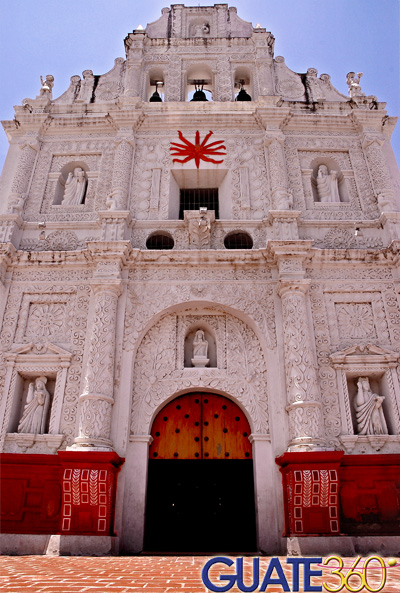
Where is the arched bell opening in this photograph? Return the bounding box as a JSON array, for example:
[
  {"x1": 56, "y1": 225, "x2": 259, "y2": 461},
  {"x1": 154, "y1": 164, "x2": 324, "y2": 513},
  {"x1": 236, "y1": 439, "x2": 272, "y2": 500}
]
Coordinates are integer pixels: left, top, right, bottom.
[
  {"x1": 185, "y1": 63, "x2": 214, "y2": 101},
  {"x1": 234, "y1": 67, "x2": 252, "y2": 101},
  {"x1": 144, "y1": 391, "x2": 257, "y2": 553},
  {"x1": 147, "y1": 67, "x2": 165, "y2": 102}
]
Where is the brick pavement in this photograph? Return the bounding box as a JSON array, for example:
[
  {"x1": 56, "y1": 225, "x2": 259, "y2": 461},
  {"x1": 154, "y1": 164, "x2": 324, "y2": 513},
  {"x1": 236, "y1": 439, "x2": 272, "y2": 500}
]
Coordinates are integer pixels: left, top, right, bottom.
[{"x1": 0, "y1": 556, "x2": 399, "y2": 593}]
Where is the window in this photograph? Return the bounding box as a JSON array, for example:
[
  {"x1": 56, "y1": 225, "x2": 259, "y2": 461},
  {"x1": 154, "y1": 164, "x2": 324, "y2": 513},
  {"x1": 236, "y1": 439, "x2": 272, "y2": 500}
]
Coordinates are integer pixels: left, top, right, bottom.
[
  {"x1": 146, "y1": 232, "x2": 174, "y2": 250},
  {"x1": 179, "y1": 188, "x2": 219, "y2": 219},
  {"x1": 224, "y1": 231, "x2": 253, "y2": 249}
]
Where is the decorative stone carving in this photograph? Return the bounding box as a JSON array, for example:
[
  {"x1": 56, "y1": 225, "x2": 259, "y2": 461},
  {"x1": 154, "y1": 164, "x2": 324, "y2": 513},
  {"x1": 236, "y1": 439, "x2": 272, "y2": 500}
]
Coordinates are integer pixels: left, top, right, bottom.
[
  {"x1": 7, "y1": 141, "x2": 39, "y2": 214},
  {"x1": 130, "y1": 312, "x2": 269, "y2": 436},
  {"x1": 18, "y1": 377, "x2": 51, "y2": 434},
  {"x1": 107, "y1": 135, "x2": 135, "y2": 210},
  {"x1": 278, "y1": 281, "x2": 325, "y2": 450},
  {"x1": 184, "y1": 209, "x2": 215, "y2": 249},
  {"x1": 61, "y1": 168, "x2": 87, "y2": 205},
  {"x1": 191, "y1": 330, "x2": 209, "y2": 367},
  {"x1": 73, "y1": 274, "x2": 121, "y2": 450},
  {"x1": 265, "y1": 136, "x2": 293, "y2": 210},
  {"x1": 362, "y1": 137, "x2": 396, "y2": 211},
  {"x1": 354, "y1": 377, "x2": 388, "y2": 436}
]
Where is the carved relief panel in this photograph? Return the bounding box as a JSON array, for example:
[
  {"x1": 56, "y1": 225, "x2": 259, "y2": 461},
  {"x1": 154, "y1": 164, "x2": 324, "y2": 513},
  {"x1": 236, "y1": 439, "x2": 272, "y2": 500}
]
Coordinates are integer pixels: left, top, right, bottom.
[{"x1": 130, "y1": 311, "x2": 269, "y2": 436}]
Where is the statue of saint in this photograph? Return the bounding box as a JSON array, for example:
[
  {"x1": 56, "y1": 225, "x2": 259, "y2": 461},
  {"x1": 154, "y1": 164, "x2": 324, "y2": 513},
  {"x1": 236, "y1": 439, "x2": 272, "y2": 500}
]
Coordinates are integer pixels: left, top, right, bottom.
[
  {"x1": 18, "y1": 377, "x2": 51, "y2": 434},
  {"x1": 193, "y1": 330, "x2": 208, "y2": 358},
  {"x1": 354, "y1": 377, "x2": 388, "y2": 436},
  {"x1": 61, "y1": 167, "x2": 87, "y2": 205},
  {"x1": 40, "y1": 74, "x2": 54, "y2": 97},
  {"x1": 316, "y1": 165, "x2": 341, "y2": 202},
  {"x1": 346, "y1": 72, "x2": 364, "y2": 98}
]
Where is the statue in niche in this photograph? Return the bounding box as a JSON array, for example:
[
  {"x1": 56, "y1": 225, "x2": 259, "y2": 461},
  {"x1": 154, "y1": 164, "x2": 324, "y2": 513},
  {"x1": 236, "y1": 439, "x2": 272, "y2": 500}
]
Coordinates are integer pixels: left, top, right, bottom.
[
  {"x1": 354, "y1": 377, "x2": 388, "y2": 436},
  {"x1": 316, "y1": 165, "x2": 341, "y2": 203},
  {"x1": 61, "y1": 167, "x2": 87, "y2": 205},
  {"x1": 40, "y1": 74, "x2": 54, "y2": 97},
  {"x1": 17, "y1": 377, "x2": 51, "y2": 434},
  {"x1": 192, "y1": 330, "x2": 209, "y2": 367}
]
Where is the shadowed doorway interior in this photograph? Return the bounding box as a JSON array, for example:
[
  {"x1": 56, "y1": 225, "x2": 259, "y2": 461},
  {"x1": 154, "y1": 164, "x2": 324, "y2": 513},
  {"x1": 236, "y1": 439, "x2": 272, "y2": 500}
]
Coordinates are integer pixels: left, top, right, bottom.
[{"x1": 144, "y1": 392, "x2": 257, "y2": 553}]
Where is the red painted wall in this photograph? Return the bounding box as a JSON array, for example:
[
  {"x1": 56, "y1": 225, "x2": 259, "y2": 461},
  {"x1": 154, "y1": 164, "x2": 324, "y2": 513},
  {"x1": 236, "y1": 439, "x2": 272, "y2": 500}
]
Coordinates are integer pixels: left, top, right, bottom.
[{"x1": 0, "y1": 452, "x2": 124, "y2": 536}]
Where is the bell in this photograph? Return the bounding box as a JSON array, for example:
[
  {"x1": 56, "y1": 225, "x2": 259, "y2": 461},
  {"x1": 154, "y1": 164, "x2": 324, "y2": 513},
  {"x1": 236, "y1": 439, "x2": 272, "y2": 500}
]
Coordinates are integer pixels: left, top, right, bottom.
[
  {"x1": 236, "y1": 87, "x2": 252, "y2": 101},
  {"x1": 149, "y1": 89, "x2": 163, "y2": 102},
  {"x1": 191, "y1": 89, "x2": 208, "y2": 101}
]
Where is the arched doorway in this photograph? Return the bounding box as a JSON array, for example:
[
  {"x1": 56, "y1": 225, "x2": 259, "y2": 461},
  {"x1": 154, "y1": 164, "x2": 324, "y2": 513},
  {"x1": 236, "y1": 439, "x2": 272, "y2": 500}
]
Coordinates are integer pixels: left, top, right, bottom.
[{"x1": 144, "y1": 392, "x2": 257, "y2": 552}]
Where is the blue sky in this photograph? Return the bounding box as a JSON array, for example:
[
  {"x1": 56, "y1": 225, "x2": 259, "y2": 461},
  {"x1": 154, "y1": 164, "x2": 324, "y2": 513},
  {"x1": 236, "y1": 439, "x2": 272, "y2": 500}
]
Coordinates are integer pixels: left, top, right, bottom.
[{"x1": 0, "y1": 0, "x2": 399, "y2": 169}]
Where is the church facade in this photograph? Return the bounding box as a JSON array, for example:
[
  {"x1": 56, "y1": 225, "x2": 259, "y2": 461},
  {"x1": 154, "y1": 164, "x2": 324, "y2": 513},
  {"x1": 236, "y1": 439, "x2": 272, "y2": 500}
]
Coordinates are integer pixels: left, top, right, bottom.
[{"x1": 1, "y1": 4, "x2": 400, "y2": 556}]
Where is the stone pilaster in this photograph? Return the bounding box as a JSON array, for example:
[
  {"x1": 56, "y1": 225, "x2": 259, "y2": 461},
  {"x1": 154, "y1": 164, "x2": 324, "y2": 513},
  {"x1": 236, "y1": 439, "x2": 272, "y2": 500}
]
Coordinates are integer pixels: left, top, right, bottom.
[
  {"x1": 7, "y1": 140, "x2": 39, "y2": 214},
  {"x1": 73, "y1": 242, "x2": 131, "y2": 451},
  {"x1": 107, "y1": 133, "x2": 135, "y2": 211},
  {"x1": 124, "y1": 30, "x2": 145, "y2": 98},
  {"x1": 215, "y1": 56, "x2": 233, "y2": 102},
  {"x1": 363, "y1": 136, "x2": 397, "y2": 212},
  {"x1": 270, "y1": 241, "x2": 326, "y2": 451},
  {"x1": 265, "y1": 134, "x2": 293, "y2": 210}
]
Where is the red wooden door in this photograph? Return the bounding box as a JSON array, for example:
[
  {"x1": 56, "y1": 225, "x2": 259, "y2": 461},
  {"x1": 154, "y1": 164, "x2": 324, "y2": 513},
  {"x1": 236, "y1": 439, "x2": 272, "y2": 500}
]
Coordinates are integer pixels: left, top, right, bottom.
[{"x1": 149, "y1": 393, "x2": 252, "y2": 460}]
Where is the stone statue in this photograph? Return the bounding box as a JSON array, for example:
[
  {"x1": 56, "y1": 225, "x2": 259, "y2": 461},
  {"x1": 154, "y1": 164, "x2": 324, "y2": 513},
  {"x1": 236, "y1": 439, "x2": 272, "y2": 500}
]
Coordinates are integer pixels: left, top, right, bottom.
[
  {"x1": 316, "y1": 165, "x2": 341, "y2": 202},
  {"x1": 346, "y1": 72, "x2": 364, "y2": 98},
  {"x1": 193, "y1": 330, "x2": 208, "y2": 357},
  {"x1": 61, "y1": 167, "x2": 87, "y2": 205},
  {"x1": 40, "y1": 74, "x2": 54, "y2": 97},
  {"x1": 191, "y1": 330, "x2": 209, "y2": 367},
  {"x1": 354, "y1": 377, "x2": 388, "y2": 436},
  {"x1": 17, "y1": 377, "x2": 51, "y2": 434}
]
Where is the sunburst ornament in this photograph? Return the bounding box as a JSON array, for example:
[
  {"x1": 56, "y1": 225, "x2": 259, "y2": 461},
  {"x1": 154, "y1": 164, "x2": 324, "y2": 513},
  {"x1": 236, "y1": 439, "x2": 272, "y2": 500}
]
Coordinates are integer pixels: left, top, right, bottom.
[{"x1": 170, "y1": 130, "x2": 226, "y2": 169}]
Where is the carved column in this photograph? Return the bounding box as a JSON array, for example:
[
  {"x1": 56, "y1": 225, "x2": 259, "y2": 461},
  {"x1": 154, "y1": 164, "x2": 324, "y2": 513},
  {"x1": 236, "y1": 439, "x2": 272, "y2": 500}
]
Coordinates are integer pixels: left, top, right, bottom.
[
  {"x1": 107, "y1": 133, "x2": 135, "y2": 211},
  {"x1": 265, "y1": 134, "x2": 293, "y2": 210},
  {"x1": 73, "y1": 254, "x2": 125, "y2": 451},
  {"x1": 7, "y1": 140, "x2": 39, "y2": 214},
  {"x1": 363, "y1": 136, "x2": 397, "y2": 211},
  {"x1": 270, "y1": 242, "x2": 326, "y2": 451}
]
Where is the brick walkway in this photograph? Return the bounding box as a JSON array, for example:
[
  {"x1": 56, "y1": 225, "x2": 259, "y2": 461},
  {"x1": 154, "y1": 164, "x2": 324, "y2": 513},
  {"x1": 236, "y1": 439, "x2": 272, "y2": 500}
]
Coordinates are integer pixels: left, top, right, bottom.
[{"x1": 0, "y1": 556, "x2": 399, "y2": 593}]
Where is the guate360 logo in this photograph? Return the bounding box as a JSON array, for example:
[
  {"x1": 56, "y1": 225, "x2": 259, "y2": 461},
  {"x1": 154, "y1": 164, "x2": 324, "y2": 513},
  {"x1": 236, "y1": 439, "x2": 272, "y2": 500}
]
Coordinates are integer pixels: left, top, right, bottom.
[{"x1": 201, "y1": 556, "x2": 397, "y2": 592}]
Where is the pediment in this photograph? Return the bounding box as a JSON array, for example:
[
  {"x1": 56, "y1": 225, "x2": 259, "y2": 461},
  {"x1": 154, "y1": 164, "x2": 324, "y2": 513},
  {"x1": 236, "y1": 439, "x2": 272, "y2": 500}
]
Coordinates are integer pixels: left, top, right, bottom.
[
  {"x1": 6, "y1": 342, "x2": 72, "y2": 363},
  {"x1": 330, "y1": 343, "x2": 399, "y2": 366}
]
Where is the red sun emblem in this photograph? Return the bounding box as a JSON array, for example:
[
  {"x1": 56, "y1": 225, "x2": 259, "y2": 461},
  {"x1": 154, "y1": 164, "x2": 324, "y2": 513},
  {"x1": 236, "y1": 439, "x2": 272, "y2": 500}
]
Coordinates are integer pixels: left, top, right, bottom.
[{"x1": 170, "y1": 130, "x2": 226, "y2": 169}]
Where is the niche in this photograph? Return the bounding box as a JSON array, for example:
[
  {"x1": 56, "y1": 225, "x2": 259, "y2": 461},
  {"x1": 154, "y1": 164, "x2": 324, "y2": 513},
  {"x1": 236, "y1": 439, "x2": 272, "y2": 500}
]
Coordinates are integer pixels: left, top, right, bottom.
[
  {"x1": 53, "y1": 161, "x2": 88, "y2": 206},
  {"x1": 184, "y1": 325, "x2": 217, "y2": 368},
  {"x1": 346, "y1": 373, "x2": 394, "y2": 436},
  {"x1": 310, "y1": 157, "x2": 349, "y2": 203},
  {"x1": 8, "y1": 374, "x2": 56, "y2": 435}
]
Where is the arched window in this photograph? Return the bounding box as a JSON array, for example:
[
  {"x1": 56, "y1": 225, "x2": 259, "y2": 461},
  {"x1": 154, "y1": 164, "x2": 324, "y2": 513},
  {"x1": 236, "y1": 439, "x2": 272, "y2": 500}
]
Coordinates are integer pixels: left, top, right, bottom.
[
  {"x1": 53, "y1": 162, "x2": 88, "y2": 206},
  {"x1": 146, "y1": 232, "x2": 174, "y2": 250},
  {"x1": 224, "y1": 231, "x2": 253, "y2": 249}
]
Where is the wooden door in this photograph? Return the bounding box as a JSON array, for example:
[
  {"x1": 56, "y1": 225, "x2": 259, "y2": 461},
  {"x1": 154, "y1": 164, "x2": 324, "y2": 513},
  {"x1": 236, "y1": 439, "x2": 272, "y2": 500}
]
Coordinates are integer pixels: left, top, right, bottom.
[{"x1": 149, "y1": 392, "x2": 252, "y2": 460}]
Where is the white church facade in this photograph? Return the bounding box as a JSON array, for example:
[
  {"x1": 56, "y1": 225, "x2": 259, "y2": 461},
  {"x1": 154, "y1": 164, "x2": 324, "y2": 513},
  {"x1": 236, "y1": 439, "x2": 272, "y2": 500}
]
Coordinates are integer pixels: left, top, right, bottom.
[{"x1": 1, "y1": 4, "x2": 400, "y2": 556}]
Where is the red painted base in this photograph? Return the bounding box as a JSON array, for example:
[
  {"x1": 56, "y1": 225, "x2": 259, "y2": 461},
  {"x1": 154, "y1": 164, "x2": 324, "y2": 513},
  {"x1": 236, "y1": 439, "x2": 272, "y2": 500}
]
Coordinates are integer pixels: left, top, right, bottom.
[
  {"x1": 276, "y1": 452, "x2": 400, "y2": 537},
  {"x1": 0, "y1": 451, "x2": 124, "y2": 536}
]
